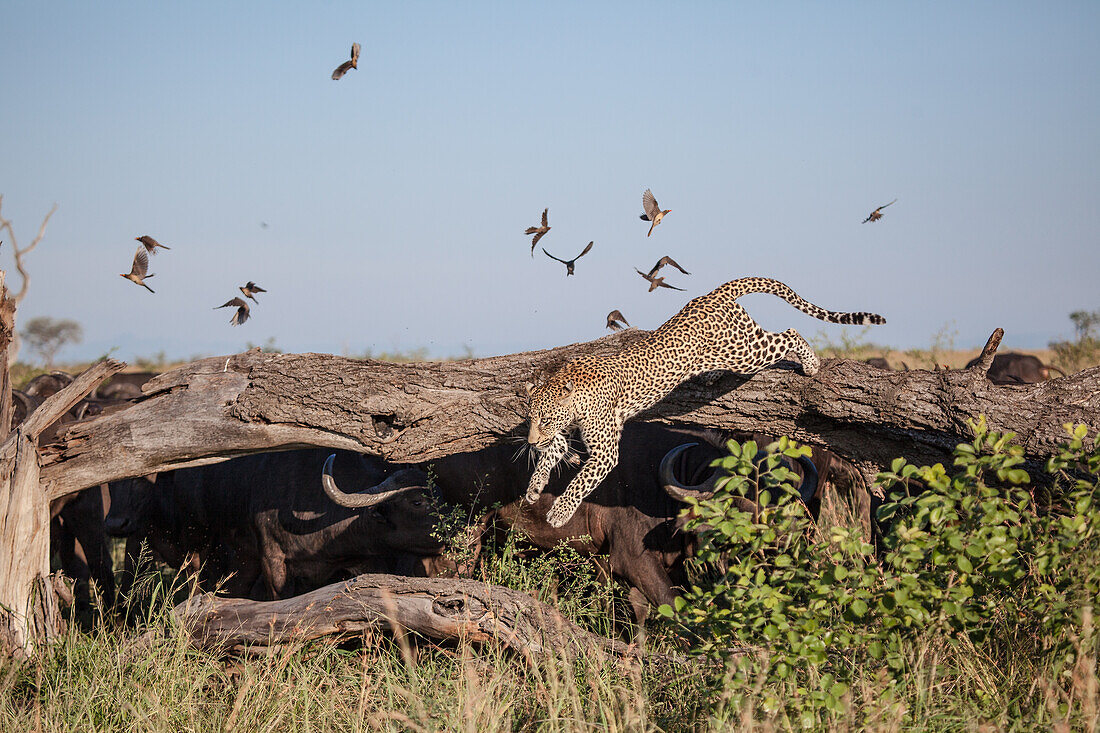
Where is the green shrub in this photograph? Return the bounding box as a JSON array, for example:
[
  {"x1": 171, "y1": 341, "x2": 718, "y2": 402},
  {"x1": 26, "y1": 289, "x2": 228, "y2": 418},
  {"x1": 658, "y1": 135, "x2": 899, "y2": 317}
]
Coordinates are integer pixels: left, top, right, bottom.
[{"x1": 666, "y1": 420, "x2": 1100, "y2": 724}]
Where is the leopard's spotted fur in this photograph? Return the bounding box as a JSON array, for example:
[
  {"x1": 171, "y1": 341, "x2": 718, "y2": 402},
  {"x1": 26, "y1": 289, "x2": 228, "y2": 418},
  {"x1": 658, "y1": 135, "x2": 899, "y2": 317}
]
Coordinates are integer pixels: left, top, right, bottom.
[{"x1": 525, "y1": 276, "x2": 885, "y2": 527}]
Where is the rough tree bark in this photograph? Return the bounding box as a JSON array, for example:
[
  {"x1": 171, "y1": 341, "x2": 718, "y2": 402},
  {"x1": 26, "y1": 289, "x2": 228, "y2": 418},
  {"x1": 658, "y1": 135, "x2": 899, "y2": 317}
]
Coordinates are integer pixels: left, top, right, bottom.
[
  {"x1": 40, "y1": 329, "x2": 1100, "y2": 506},
  {"x1": 0, "y1": 359, "x2": 122, "y2": 657},
  {"x1": 173, "y1": 574, "x2": 642, "y2": 660}
]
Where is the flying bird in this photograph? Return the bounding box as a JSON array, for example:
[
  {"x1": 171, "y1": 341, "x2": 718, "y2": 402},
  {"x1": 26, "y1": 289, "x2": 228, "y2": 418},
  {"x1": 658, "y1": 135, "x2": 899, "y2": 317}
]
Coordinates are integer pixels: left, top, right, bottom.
[
  {"x1": 216, "y1": 297, "x2": 251, "y2": 326},
  {"x1": 606, "y1": 310, "x2": 630, "y2": 331},
  {"x1": 120, "y1": 247, "x2": 155, "y2": 293},
  {"x1": 635, "y1": 267, "x2": 685, "y2": 292},
  {"x1": 542, "y1": 241, "x2": 593, "y2": 276},
  {"x1": 862, "y1": 199, "x2": 897, "y2": 223},
  {"x1": 640, "y1": 189, "x2": 672, "y2": 237},
  {"x1": 239, "y1": 281, "x2": 267, "y2": 303},
  {"x1": 646, "y1": 255, "x2": 690, "y2": 279},
  {"x1": 135, "y1": 235, "x2": 170, "y2": 255},
  {"x1": 525, "y1": 208, "x2": 551, "y2": 256},
  {"x1": 331, "y1": 42, "x2": 361, "y2": 80}
]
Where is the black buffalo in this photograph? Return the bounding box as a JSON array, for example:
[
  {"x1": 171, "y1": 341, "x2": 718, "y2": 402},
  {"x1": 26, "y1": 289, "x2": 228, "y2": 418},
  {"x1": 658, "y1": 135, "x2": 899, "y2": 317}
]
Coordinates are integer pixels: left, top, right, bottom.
[
  {"x1": 95, "y1": 371, "x2": 159, "y2": 400},
  {"x1": 322, "y1": 423, "x2": 832, "y2": 621},
  {"x1": 965, "y1": 352, "x2": 1067, "y2": 384},
  {"x1": 106, "y1": 449, "x2": 444, "y2": 601}
]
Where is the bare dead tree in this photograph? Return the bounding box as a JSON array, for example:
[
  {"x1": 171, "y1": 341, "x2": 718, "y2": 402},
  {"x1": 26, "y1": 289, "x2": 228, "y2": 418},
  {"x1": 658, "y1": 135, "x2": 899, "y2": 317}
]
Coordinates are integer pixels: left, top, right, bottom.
[{"x1": 0, "y1": 195, "x2": 58, "y2": 365}]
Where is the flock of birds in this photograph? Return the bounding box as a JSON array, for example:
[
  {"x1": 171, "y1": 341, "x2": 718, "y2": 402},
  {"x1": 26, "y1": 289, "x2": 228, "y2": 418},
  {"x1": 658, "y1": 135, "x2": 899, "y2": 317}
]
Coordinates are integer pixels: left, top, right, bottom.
[
  {"x1": 114, "y1": 41, "x2": 900, "y2": 336},
  {"x1": 527, "y1": 188, "x2": 898, "y2": 333},
  {"x1": 118, "y1": 236, "x2": 266, "y2": 326}
]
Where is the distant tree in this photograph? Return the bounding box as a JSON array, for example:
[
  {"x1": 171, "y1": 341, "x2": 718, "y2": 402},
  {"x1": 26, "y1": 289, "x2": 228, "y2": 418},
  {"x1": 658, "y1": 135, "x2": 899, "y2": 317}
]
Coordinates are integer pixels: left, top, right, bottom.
[
  {"x1": 0, "y1": 195, "x2": 58, "y2": 365},
  {"x1": 1049, "y1": 309, "x2": 1100, "y2": 374},
  {"x1": 22, "y1": 317, "x2": 82, "y2": 369}
]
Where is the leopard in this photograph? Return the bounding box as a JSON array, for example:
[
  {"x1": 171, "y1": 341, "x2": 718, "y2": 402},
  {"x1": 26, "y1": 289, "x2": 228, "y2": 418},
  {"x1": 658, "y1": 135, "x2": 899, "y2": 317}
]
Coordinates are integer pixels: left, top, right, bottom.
[{"x1": 525, "y1": 276, "x2": 885, "y2": 528}]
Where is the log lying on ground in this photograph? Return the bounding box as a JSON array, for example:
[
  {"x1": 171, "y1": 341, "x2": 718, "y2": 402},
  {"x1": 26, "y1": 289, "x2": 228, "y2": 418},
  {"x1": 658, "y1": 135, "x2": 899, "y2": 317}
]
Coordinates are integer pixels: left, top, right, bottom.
[
  {"x1": 40, "y1": 329, "x2": 1100, "y2": 504},
  {"x1": 174, "y1": 574, "x2": 639, "y2": 660}
]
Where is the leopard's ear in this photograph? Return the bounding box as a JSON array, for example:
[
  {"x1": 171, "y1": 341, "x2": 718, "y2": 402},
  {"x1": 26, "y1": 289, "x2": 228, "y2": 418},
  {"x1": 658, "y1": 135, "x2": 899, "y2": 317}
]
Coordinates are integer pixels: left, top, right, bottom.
[
  {"x1": 524, "y1": 381, "x2": 535, "y2": 395},
  {"x1": 557, "y1": 380, "x2": 575, "y2": 405}
]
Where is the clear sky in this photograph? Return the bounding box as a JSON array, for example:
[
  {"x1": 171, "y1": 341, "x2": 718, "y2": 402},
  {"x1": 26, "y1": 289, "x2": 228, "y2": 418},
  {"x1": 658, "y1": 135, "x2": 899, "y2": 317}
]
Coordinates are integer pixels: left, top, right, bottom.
[{"x1": 1, "y1": 1, "x2": 1097, "y2": 364}]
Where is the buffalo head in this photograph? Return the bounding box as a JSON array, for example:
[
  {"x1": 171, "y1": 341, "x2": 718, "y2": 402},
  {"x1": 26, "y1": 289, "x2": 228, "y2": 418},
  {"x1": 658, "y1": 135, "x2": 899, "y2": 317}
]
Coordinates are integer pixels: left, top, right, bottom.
[
  {"x1": 659, "y1": 441, "x2": 819, "y2": 520},
  {"x1": 320, "y1": 454, "x2": 445, "y2": 556}
]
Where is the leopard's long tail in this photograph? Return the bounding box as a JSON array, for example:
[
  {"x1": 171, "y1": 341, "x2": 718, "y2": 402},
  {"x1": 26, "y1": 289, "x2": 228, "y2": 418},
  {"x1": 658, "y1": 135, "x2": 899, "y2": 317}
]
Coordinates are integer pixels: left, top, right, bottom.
[{"x1": 724, "y1": 277, "x2": 886, "y2": 325}]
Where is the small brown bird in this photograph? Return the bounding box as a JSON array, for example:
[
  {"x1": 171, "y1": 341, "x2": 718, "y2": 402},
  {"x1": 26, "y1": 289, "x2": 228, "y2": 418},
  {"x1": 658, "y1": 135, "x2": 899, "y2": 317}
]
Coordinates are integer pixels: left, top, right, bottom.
[
  {"x1": 120, "y1": 247, "x2": 155, "y2": 293},
  {"x1": 606, "y1": 310, "x2": 630, "y2": 331},
  {"x1": 331, "y1": 42, "x2": 361, "y2": 80},
  {"x1": 542, "y1": 241, "x2": 593, "y2": 276},
  {"x1": 862, "y1": 199, "x2": 897, "y2": 223},
  {"x1": 635, "y1": 267, "x2": 685, "y2": 292},
  {"x1": 135, "y1": 235, "x2": 170, "y2": 255},
  {"x1": 525, "y1": 208, "x2": 551, "y2": 256},
  {"x1": 216, "y1": 297, "x2": 251, "y2": 326},
  {"x1": 640, "y1": 189, "x2": 671, "y2": 237},
  {"x1": 646, "y1": 255, "x2": 690, "y2": 279},
  {"x1": 239, "y1": 281, "x2": 267, "y2": 303}
]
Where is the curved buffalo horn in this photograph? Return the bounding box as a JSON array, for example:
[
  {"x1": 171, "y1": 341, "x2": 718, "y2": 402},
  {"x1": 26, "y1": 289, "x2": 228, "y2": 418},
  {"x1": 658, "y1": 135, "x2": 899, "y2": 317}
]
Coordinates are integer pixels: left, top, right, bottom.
[
  {"x1": 321, "y1": 454, "x2": 426, "y2": 508},
  {"x1": 794, "y1": 455, "x2": 819, "y2": 505},
  {"x1": 660, "y1": 443, "x2": 722, "y2": 502},
  {"x1": 661, "y1": 442, "x2": 820, "y2": 507}
]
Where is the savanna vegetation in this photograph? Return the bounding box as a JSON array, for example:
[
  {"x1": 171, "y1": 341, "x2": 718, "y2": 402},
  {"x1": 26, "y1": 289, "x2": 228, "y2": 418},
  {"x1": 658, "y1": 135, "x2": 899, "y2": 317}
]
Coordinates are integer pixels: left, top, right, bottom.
[{"x1": 1, "y1": 421, "x2": 1097, "y2": 731}]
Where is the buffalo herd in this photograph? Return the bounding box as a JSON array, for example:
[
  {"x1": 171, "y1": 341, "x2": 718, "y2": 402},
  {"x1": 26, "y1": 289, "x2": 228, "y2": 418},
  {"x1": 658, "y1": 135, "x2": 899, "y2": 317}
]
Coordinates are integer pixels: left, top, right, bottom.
[{"x1": 14, "y1": 352, "x2": 1068, "y2": 623}]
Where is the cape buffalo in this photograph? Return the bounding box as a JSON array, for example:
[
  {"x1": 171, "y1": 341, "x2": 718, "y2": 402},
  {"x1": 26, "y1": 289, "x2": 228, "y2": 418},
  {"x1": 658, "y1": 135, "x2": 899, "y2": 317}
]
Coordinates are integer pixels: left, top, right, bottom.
[
  {"x1": 95, "y1": 371, "x2": 159, "y2": 400},
  {"x1": 322, "y1": 423, "x2": 832, "y2": 621},
  {"x1": 106, "y1": 449, "x2": 444, "y2": 601},
  {"x1": 965, "y1": 352, "x2": 1067, "y2": 384}
]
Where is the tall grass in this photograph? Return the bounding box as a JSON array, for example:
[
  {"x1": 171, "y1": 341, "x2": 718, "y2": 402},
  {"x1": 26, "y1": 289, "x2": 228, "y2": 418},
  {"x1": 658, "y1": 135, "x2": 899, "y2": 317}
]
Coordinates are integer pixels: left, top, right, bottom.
[{"x1": 3, "y1": 526, "x2": 1099, "y2": 731}]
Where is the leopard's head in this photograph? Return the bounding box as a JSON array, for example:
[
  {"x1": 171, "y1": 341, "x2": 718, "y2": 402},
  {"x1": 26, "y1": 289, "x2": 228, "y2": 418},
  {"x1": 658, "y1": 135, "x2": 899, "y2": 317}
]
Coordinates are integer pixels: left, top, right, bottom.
[{"x1": 525, "y1": 377, "x2": 576, "y2": 449}]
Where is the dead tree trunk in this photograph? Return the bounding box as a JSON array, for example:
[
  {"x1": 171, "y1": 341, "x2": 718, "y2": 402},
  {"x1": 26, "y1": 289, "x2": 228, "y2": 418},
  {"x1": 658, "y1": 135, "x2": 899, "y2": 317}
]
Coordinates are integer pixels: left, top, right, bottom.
[
  {"x1": 0, "y1": 358, "x2": 122, "y2": 657},
  {"x1": 40, "y1": 330, "x2": 1100, "y2": 506},
  {"x1": 174, "y1": 574, "x2": 640, "y2": 660}
]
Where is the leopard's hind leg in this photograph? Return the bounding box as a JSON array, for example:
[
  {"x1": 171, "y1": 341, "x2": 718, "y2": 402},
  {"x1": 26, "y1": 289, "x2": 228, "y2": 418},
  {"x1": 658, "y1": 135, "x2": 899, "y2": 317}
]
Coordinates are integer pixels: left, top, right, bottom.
[{"x1": 723, "y1": 327, "x2": 821, "y2": 376}]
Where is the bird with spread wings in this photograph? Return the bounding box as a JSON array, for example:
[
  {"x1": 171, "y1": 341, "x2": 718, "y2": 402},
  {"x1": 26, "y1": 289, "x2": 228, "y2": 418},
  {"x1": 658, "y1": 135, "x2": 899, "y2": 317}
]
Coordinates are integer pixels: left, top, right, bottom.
[
  {"x1": 606, "y1": 310, "x2": 630, "y2": 331},
  {"x1": 862, "y1": 199, "x2": 897, "y2": 223},
  {"x1": 216, "y1": 297, "x2": 251, "y2": 326},
  {"x1": 120, "y1": 247, "x2": 155, "y2": 293},
  {"x1": 542, "y1": 241, "x2": 593, "y2": 276},
  {"x1": 525, "y1": 208, "x2": 551, "y2": 256},
  {"x1": 640, "y1": 189, "x2": 672, "y2": 237},
  {"x1": 332, "y1": 43, "x2": 361, "y2": 80}
]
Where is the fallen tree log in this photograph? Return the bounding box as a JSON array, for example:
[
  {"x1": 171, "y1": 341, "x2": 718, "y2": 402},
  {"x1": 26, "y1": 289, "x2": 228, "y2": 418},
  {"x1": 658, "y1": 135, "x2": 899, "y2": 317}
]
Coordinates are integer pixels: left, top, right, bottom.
[
  {"x1": 173, "y1": 573, "x2": 641, "y2": 660},
  {"x1": 40, "y1": 329, "x2": 1100, "y2": 505},
  {"x1": 0, "y1": 359, "x2": 122, "y2": 656}
]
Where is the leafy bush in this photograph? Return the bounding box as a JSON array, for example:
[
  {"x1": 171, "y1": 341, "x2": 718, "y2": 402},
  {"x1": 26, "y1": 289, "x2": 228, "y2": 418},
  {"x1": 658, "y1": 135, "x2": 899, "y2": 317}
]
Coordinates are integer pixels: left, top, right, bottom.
[{"x1": 666, "y1": 420, "x2": 1100, "y2": 724}]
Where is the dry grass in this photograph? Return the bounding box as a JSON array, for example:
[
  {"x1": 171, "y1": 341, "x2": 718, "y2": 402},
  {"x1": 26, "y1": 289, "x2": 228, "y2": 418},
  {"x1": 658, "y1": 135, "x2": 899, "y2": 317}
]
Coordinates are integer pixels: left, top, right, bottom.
[{"x1": 1, "y1": 561, "x2": 1097, "y2": 732}]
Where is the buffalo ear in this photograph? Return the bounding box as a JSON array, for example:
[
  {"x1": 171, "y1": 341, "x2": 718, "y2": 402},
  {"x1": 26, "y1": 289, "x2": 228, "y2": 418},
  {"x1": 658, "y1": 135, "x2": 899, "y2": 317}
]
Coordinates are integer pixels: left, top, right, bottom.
[{"x1": 145, "y1": 472, "x2": 159, "y2": 485}]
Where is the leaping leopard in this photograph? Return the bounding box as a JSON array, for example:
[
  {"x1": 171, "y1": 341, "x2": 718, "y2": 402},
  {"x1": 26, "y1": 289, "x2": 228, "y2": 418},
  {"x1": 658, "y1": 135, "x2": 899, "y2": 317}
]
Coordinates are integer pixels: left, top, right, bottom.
[{"x1": 525, "y1": 276, "x2": 885, "y2": 528}]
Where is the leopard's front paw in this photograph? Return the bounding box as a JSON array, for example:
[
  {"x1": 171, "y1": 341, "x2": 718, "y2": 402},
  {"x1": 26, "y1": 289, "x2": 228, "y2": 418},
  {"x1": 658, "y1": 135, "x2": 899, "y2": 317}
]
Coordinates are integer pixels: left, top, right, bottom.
[
  {"x1": 525, "y1": 478, "x2": 546, "y2": 504},
  {"x1": 546, "y1": 497, "x2": 576, "y2": 528}
]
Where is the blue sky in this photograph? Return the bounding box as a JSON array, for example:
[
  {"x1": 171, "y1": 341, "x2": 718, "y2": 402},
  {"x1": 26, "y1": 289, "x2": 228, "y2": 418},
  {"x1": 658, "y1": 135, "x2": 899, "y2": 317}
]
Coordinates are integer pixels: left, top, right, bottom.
[{"x1": 1, "y1": 1, "x2": 1097, "y2": 363}]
